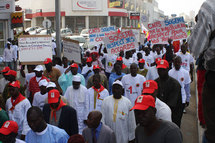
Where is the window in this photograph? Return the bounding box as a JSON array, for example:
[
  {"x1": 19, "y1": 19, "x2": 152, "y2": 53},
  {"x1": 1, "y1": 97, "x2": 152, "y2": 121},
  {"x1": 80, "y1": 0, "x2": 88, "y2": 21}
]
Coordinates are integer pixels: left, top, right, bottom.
[{"x1": 89, "y1": 16, "x2": 107, "y2": 29}]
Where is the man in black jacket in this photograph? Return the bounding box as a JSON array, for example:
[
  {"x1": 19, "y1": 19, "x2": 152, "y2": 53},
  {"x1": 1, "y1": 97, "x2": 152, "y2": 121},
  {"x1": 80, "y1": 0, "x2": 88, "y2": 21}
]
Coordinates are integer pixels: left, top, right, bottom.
[{"x1": 43, "y1": 89, "x2": 78, "y2": 136}]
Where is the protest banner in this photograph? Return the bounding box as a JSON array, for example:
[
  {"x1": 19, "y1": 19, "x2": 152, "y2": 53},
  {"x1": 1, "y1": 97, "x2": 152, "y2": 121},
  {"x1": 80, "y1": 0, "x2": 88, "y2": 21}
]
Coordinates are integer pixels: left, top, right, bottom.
[
  {"x1": 63, "y1": 38, "x2": 81, "y2": 64},
  {"x1": 122, "y1": 28, "x2": 140, "y2": 42},
  {"x1": 18, "y1": 35, "x2": 52, "y2": 65},
  {"x1": 148, "y1": 17, "x2": 187, "y2": 44},
  {"x1": 89, "y1": 26, "x2": 117, "y2": 46},
  {"x1": 103, "y1": 30, "x2": 138, "y2": 55}
]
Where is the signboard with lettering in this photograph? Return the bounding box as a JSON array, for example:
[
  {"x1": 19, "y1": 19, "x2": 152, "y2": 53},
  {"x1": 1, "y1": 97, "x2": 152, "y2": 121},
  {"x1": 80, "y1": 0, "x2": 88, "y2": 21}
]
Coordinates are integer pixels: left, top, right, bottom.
[
  {"x1": 148, "y1": 17, "x2": 187, "y2": 44},
  {"x1": 18, "y1": 35, "x2": 52, "y2": 64},
  {"x1": 103, "y1": 30, "x2": 138, "y2": 55},
  {"x1": 130, "y1": 12, "x2": 140, "y2": 20},
  {"x1": 122, "y1": 28, "x2": 140, "y2": 42},
  {"x1": 89, "y1": 26, "x2": 117, "y2": 46},
  {"x1": 63, "y1": 38, "x2": 81, "y2": 63},
  {"x1": 108, "y1": 0, "x2": 124, "y2": 8},
  {"x1": 72, "y1": 0, "x2": 102, "y2": 11},
  {"x1": 0, "y1": 0, "x2": 14, "y2": 13}
]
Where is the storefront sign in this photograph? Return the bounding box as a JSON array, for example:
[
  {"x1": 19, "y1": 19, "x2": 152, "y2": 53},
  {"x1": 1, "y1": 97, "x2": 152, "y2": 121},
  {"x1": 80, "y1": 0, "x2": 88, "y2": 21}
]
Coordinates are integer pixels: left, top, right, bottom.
[
  {"x1": 108, "y1": 0, "x2": 124, "y2": 8},
  {"x1": 130, "y1": 12, "x2": 140, "y2": 20},
  {"x1": 148, "y1": 17, "x2": 187, "y2": 44},
  {"x1": 11, "y1": 12, "x2": 23, "y2": 29},
  {"x1": 103, "y1": 30, "x2": 138, "y2": 55},
  {"x1": 89, "y1": 26, "x2": 117, "y2": 46},
  {"x1": 63, "y1": 38, "x2": 81, "y2": 63},
  {"x1": 0, "y1": 0, "x2": 14, "y2": 13},
  {"x1": 18, "y1": 35, "x2": 52, "y2": 64},
  {"x1": 73, "y1": 0, "x2": 102, "y2": 11}
]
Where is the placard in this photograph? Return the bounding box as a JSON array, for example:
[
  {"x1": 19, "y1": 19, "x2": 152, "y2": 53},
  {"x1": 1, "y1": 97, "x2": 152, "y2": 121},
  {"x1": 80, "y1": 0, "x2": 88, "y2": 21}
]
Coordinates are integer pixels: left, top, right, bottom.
[
  {"x1": 18, "y1": 35, "x2": 52, "y2": 64},
  {"x1": 89, "y1": 26, "x2": 117, "y2": 46},
  {"x1": 122, "y1": 28, "x2": 140, "y2": 42},
  {"x1": 103, "y1": 30, "x2": 138, "y2": 55},
  {"x1": 63, "y1": 38, "x2": 81, "y2": 64},
  {"x1": 148, "y1": 17, "x2": 187, "y2": 44}
]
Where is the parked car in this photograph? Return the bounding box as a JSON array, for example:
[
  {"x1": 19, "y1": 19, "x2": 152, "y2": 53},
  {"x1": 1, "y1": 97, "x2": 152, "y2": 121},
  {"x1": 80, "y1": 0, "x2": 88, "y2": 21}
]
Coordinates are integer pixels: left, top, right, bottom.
[
  {"x1": 25, "y1": 26, "x2": 43, "y2": 35},
  {"x1": 51, "y1": 28, "x2": 73, "y2": 39},
  {"x1": 80, "y1": 29, "x2": 89, "y2": 39},
  {"x1": 37, "y1": 29, "x2": 56, "y2": 37}
]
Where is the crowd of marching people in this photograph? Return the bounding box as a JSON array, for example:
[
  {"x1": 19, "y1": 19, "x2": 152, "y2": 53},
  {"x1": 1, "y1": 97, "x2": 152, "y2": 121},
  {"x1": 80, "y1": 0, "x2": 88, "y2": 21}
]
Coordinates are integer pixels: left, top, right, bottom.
[{"x1": 0, "y1": 36, "x2": 196, "y2": 143}]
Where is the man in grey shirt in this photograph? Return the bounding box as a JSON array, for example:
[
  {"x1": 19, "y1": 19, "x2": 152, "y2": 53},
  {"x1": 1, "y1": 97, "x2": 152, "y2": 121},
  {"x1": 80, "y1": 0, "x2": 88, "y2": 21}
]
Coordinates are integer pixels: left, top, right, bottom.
[{"x1": 130, "y1": 95, "x2": 183, "y2": 143}]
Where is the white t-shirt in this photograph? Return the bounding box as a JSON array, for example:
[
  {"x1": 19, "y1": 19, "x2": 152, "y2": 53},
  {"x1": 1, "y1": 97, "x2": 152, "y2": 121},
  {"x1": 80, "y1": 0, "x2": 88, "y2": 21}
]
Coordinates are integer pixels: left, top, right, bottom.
[
  {"x1": 143, "y1": 54, "x2": 154, "y2": 67},
  {"x1": 32, "y1": 92, "x2": 48, "y2": 110},
  {"x1": 12, "y1": 45, "x2": 19, "y2": 60},
  {"x1": 16, "y1": 138, "x2": 26, "y2": 143},
  {"x1": 102, "y1": 54, "x2": 117, "y2": 73},
  {"x1": 146, "y1": 66, "x2": 159, "y2": 80},
  {"x1": 153, "y1": 53, "x2": 163, "y2": 61},
  {"x1": 55, "y1": 65, "x2": 64, "y2": 74},
  {"x1": 52, "y1": 42, "x2": 57, "y2": 55},
  {"x1": 169, "y1": 67, "x2": 191, "y2": 103},
  {"x1": 176, "y1": 52, "x2": 194, "y2": 72},
  {"x1": 121, "y1": 74, "x2": 146, "y2": 106},
  {"x1": 123, "y1": 57, "x2": 134, "y2": 67},
  {"x1": 81, "y1": 65, "x2": 93, "y2": 75},
  {"x1": 155, "y1": 98, "x2": 172, "y2": 122}
]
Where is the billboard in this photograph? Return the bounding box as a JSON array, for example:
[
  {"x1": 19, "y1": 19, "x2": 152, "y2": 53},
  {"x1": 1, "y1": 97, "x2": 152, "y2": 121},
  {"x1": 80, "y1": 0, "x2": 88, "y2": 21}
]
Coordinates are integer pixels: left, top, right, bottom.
[
  {"x1": 108, "y1": 0, "x2": 125, "y2": 8},
  {"x1": 0, "y1": 0, "x2": 15, "y2": 13},
  {"x1": 72, "y1": 0, "x2": 102, "y2": 11}
]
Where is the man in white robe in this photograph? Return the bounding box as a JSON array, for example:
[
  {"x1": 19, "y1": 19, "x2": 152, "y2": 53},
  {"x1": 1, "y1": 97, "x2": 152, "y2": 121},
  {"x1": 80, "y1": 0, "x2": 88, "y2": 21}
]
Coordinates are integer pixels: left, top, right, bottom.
[
  {"x1": 64, "y1": 76, "x2": 89, "y2": 134},
  {"x1": 101, "y1": 80, "x2": 136, "y2": 143},
  {"x1": 86, "y1": 74, "x2": 109, "y2": 112}
]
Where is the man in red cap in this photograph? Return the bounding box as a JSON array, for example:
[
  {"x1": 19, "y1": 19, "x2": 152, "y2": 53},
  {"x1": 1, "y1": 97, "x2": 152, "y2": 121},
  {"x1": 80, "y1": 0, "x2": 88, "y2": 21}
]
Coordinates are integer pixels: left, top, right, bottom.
[
  {"x1": 81, "y1": 57, "x2": 94, "y2": 83},
  {"x1": 43, "y1": 89, "x2": 78, "y2": 136},
  {"x1": 131, "y1": 95, "x2": 182, "y2": 143},
  {"x1": 58, "y1": 63, "x2": 85, "y2": 94},
  {"x1": 87, "y1": 65, "x2": 108, "y2": 90},
  {"x1": 2, "y1": 70, "x2": 25, "y2": 103},
  {"x1": 0, "y1": 67, "x2": 10, "y2": 95},
  {"x1": 142, "y1": 80, "x2": 172, "y2": 122},
  {"x1": 0, "y1": 120, "x2": 25, "y2": 143},
  {"x1": 137, "y1": 59, "x2": 148, "y2": 77},
  {"x1": 43, "y1": 58, "x2": 62, "y2": 94},
  {"x1": 5, "y1": 81, "x2": 31, "y2": 140},
  {"x1": 155, "y1": 59, "x2": 183, "y2": 127},
  {"x1": 112, "y1": 56, "x2": 130, "y2": 74}
]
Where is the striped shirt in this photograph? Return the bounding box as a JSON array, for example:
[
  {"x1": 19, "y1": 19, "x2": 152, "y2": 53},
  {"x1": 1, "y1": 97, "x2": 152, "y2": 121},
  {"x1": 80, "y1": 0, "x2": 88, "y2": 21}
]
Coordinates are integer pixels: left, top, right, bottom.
[{"x1": 188, "y1": 0, "x2": 215, "y2": 71}]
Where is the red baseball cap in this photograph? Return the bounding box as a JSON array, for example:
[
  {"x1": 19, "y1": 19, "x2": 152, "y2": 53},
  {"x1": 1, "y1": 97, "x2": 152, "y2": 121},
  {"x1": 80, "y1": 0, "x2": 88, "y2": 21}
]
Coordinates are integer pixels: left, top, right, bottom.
[
  {"x1": 156, "y1": 60, "x2": 169, "y2": 69},
  {"x1": 44, "y1": 58, "x2": 52, "y2": 64},
  {"x1": 93, "y1": 65, "x2": 100, "y2": 70},
  {"x1": 116, "y1": 56, "x2": 123, "y2": 61},
  {"x1": 48, "y1": 89, "x2": 60, "y2": 104},
  {"x1": 1, "y1": 66, "x2": 10, "y2": 73},
  {"x1": 130, "y1": 95, "x2": 155, "y2": 111},
  {"x1": 142, "y1": 80, "x2": 158, "y2": 94},
  {"x1": 155, "y1": 57, "x2": 162, "y2": 63},
  {"x1": 138, "y1": 59, "x2": 145, "y2": 64},
  {"x1": 70, "y1": 63, "x2": 78, "y2": 68},
  {"x1": 0, "y1": 121, "x2": 18, "y2": 135},
  {"x1": 9, "y1": 80, "x2": 20, "y2": 88},
  {"x1": 86, "y1": 57, "x2": 92, "y2": 63},
  {"x1": 5, "y1": 70, "x2": 17, "y2": 77}
]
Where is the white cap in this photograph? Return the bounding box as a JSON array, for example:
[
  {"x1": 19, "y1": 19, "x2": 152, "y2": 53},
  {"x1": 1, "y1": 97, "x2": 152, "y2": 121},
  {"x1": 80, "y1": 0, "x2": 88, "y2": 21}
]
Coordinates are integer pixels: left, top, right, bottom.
[
  {"x1": 112, "y1": 80, "x2": 123, "y2": 88},
  {"x1": 34, "y1": 65, "x2": 43, "y2": 72},
  {"x1": 73, "y1": 75, "x2": 81, "y2": 82},
  {"x1": 47, "y1": 82, "x2": 56, "y2": 88},
  {"x1": 39, "y1": 79, "x2": 48, "y2": 87}
]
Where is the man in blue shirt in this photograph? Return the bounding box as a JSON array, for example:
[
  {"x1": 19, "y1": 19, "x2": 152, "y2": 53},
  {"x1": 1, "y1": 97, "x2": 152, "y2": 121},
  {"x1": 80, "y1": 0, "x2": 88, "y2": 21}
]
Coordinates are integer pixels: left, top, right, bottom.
[{"x1": 25, "y1": 106, "x2": 69, "y2": 143}]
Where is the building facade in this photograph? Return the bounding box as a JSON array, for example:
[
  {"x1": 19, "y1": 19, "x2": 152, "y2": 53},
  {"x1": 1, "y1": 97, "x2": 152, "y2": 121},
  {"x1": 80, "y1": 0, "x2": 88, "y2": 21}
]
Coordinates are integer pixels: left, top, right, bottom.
[{"x1": 0, "y1": 0, "x2": 15, "y2": 55}]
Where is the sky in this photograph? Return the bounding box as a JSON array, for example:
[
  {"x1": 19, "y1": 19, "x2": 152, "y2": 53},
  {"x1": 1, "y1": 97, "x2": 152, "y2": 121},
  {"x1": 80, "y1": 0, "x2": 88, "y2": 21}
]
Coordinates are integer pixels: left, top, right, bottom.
[{"x1": 157, "y1": 0, "x2": 206, "y2": 16}]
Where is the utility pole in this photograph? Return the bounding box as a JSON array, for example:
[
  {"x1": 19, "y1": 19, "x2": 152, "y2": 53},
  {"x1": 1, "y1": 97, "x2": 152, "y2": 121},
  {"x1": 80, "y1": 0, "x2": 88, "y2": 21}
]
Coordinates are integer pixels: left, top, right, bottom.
[{"x1": 55, "y1": 0, "x2": 61, "y2": 58}]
